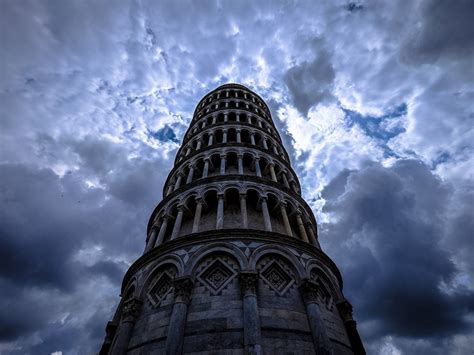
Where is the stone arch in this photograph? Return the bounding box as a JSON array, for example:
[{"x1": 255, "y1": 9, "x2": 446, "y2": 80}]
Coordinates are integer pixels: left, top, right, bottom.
[
  {"x1": 305, "y1": 261, "x2": 343, "y2": 300},
  {"x1": 138, "y1": 255, "x2": 184, "y2": 299},
  {"x1": 185, "y1": 242, "x2": 248, "y2": 275},
  {"x1": 249, "y1": 245, "x2": 306, "y2": 280}
]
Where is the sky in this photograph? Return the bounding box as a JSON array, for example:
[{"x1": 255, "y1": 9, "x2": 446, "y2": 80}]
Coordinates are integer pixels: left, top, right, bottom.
[{"x1": 0, "y1": 0, "x2": 473, "y2": 354}]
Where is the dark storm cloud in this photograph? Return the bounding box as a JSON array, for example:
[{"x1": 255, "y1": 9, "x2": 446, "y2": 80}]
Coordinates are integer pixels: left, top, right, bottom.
[
  {"x1": 401, "y1": 0, "x2": 474, "y2": 64},
  {"x1": 321, "y1": 160, "x2": 474, "y2": 345},
  {"x1": 283, "y1": 39, "x2": 336, "y2": 115}
]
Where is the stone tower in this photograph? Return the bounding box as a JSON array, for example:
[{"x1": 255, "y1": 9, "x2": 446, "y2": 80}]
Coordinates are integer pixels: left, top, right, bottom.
[{"x1": 100, "y1": 83, "x2": 365, "y2": 355}]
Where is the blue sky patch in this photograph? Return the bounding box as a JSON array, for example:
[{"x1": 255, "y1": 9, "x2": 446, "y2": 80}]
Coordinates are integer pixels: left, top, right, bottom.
[{"x1": 149, "y1": 125, "x2": 179, "y2": 143}]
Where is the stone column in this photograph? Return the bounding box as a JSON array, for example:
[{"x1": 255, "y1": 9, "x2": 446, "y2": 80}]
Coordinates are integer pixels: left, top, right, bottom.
[
  {"x1": 202, "y1": 121, "x2": 206, "y2": 129},
  {"x1": 170, "y1": 205, "x2": 184, "y2": 240},
  {"x1": 186, "y1": 165, "x2": 195, "y2": 184},
  {"x1": 185, "y1": 147, "x2": 191, "y2": 156},
  {"x1": 239, "y1": 272, "x2": 262, "y2": 355},
  {"x1": 240, "y1": 193, "x2": 248, "y2": 228},
  {"x1": 247, "y1": 115, "x2": 252, "y2": 124},
  {"x1": 337, "y1": 300, "x2": 366, "y2": 355},
  {"x1": 174, "y1": 173, "x2": 183, "y2": 191},
  {"x1": 306, "y1": 222, "x2": 321, "y2": 249},
  {"x1": 282, "y1": 172, "x2": 290, "y2": 189},
  {"x1": 273, "y1": 145, "x2": 279, "y2": 155},
  {"x1": 155, "y1": 215, "x2": 169, "y2": 246},
  {"x1": 250, "y1": 133, "x2": 256, "y2": 145},
  {"x1": 258, "y1": 120, "x2": 263, "y2": 128},
  {"x1": 220, "y1": 154, "x2": 226, "y2": 175},
  {"x1": 208, "y1": 134, "x2": 213, "y2": 146},
  {"x1": 262, "y1": 138, "x2": 268, "y2": 150},
  {"x1": 280, "y1": 203, "x2": 293, "y2": 237},
  {"x1": 167, "y1": 184, "x2": 174, "y2": 196},
  {"x1": 192, "y1": 198, "x2": 203, "y2": 233},
  {"x1": 260, "y1": 196, "x2": 272, "y2": 232},
  {"x1": 110, "y1": 298, "x2": 143, "y2": 355},
  {"x1": 224, "y1": 113, "x2": 228, "y2": 122},
  {"x1": 196, "y1": 139, "x2": 202, "y2": 150},
  {"x1": 299, "y1": 280, "x2": 332, "y2": 355},
  {"x1": 236, "y1": 113, "x2": 240, "y2": 122},
  {"x1": 238, "y1": 154, "x2": 244, "y2": 175},
  {"x1": 99, "y1": 321, "x2": 118, "y2": 355},
  {"x1": 202, "y1": 158, "x2": 210, "y2": 178},
  {"x1": 216, "y1": 193, "x2": 224, "y2": 229},
  {"x1": 222, "y1": 130, "x2": 228, "y2": 143},
  {"x1": 144, "y1": 226, "x2": 158, "y2": 253},
  {"x1": 269, "y1": 163, "x2": 277, "y2": 182},
  {"x1": 254, "y1": 158, "x2": 262, "y2": 177},
  {"x1": 290, "y1": 180, "x2": 299, "y2": 193},
  {"x1": 165, "y1": 277, "x2": 194, "y2": 355},
  {"x1": 237, "y1": 130, "x2": 242, "y2": 143},
  {"x1": 212, "y1": 115, "x2": 217, "y2": 124},
  {"x1": 296, "y1": 212, "x2": 309, "y2": 242}
]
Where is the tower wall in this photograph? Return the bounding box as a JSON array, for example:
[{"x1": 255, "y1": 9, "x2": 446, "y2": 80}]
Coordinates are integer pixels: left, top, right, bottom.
[{"x1": 101, "y1": 84, "x2": 365, "y2": 355}]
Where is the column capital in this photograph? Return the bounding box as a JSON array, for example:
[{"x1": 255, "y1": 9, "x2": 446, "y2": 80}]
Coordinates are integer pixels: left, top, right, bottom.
[
  {"x1": 173, "y1": 277, "x2": 194, "y2": 304},
  {"x1": 176, "y1": 204, "x2": 185, "y2": 212},
  {"x1": 279, "y1": 200, "x2": 287, "y2": 207},
  {"x1": 237, "y1": 153, "x2": 244, "y2": 158},
  {"x1": 239, "y1": 192, "x2": 247, "y2": 198},
  {"x1": 239, "y1": 271, "x2": 259, "y2": 296},
  {"x1": 337, "y1": 299, "x2": 354, "y2": 322},
  {"x1": 299, "y1": 279, "x2": 321, "y2": 305},
  {"x1": 194, "y1": 196, "x2": 204, "y2": 204},
  {"x1": 217, "y1": 192, "x2": 225, "y2": 199},
  {"x1": 260, "y1": 195, "x2": 268, "y2": 202},
  {"x1": 220, "y1": 153, "x2": 227, "y2": 159},
  {"x1": 121, "y1": 298, "x2": 143, "y2": 323}
]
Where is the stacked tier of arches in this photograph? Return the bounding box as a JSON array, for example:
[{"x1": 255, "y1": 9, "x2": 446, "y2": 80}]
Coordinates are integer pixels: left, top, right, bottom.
[
  {"x1": 165, "y1": 147, "x2": 301, "y2": 197},
  {"x1": 146, "y1": 182, "x2": 320, "y2": 252},
  {"x1": 176, "y1": 124, "x2": 288, "y2": 164},
  {"x1": 195, "y1": 86, "x2": 271, "y2": 118},
  {"x1": 185, "y1": 110, "x2": 280, "y2": 145}
]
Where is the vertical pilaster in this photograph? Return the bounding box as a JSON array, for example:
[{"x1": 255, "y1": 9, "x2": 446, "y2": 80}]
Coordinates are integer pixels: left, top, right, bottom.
[
  {"x1": 165, "y1": 277, "x2": 194, "y2": 355},
  {"x1": 170, "y1": 206, "x2": 184, "y2": 240},
  {"x1": 186, "y1": 165, "x2": 195, "y2": 184},
  {"x1": 238, "y1": 154, "x2": 244, "y2": 174},
  {"x1": 220, "y1": 154, "x2": 226, "y2": 175},
  {"x1": 216, "y1": 193, "x2": 224, "y2": 229},
  {"x1": 155, "y1": 215, "x2": 169, "y2": 247},
  {"x1": 296, "y1": 212, "x2": 309, "y2": 243},
  {"x1": 260, "y1": 196, "x2": 272, "y2": 232},
  {"x1": 337, "y1": 300, "x2": 366, "y2": 355},
  {"x1": 306, "y1": 222, "x2": 321, "y2": 249},
  {"x1": 240, "y1": 193, "x2": 248, "y2": 228},
  {"x1": 239, "y1": 272, "x2": 262, "y2": 355},
  {"x1": 299, "y1": 280, "x2": 332, "y2": 355},
  {"x1": 202, "y1": 158, "x2": 210, "y2": 178},
  {"x1": 254, "y1": 158, "x2": 262, "y2": 177},
  {"x1": 280, "y1": 202, "x2": 292, "y2": 237},
  {"x1": 269, "y1": 163, "x2": 277, "y2": 182},
  {"x1": 110, "y1": 298, "x2": 143, "y2": 355},
  {"x1": 192, "y1": 198, "x2": 203, "y2": 233},
  {"x1": 144, "y1": 226, "x2": 158, "y2": 253},
  {"x1": 174, "y1": 173, "x2": 183, "y2": 191}
]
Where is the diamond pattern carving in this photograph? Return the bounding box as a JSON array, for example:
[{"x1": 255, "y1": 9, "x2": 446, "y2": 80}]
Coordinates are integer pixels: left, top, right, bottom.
[
  {"x1": 148, "y1": 272, "x2": 173, "y2": 307},
  {"x1": 198, "y1": 258, "x2": 237, "y2": 295},
  {"x1": 260, "y1": 260, "x2": 294, "y2": 296}
]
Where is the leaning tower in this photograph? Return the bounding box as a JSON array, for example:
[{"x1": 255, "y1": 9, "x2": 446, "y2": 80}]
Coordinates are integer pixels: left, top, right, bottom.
[{"x1": 100, "y1": 83, "x2": 365, "y2": 355}]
